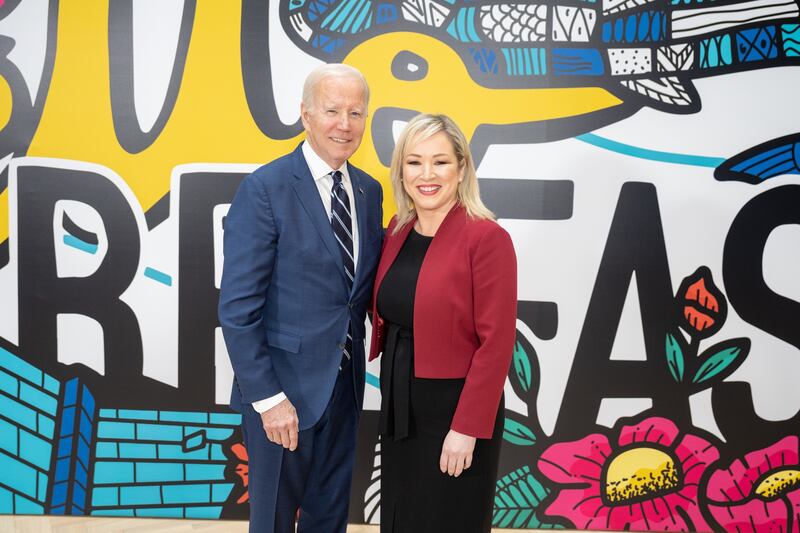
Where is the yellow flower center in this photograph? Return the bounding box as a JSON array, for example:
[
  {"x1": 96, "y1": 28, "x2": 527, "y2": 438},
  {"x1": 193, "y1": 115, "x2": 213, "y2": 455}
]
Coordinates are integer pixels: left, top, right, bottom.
[
  {"x1": 605, "y1": 447, "x2": 680, "y2": 503},
  {"x1": 755, "y1": 469, "x2": 800, "y2": 500}
]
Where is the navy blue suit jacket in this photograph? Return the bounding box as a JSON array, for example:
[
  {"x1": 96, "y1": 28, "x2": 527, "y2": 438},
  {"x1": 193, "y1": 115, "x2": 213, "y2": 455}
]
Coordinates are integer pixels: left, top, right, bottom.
[{"x1": 219, "y1": 143, "x2": 383, "y2": 430}]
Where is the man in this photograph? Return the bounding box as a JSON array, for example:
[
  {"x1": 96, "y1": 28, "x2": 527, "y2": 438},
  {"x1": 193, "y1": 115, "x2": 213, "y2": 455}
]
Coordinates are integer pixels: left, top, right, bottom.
[{"x1": 219, "y1": 64, "x2": 383, "y2": 532}]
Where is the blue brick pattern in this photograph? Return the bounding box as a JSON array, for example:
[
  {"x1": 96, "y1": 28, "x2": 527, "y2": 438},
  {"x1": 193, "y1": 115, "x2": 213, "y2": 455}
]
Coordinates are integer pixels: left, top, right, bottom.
[
  {"x1": 0, "y1": 347, "x2": 59, "y2": 514},
  {"x1": 0, "y1": 345, "x2": 243, "y2": 520},
  {"x1": 90, "y1": 408, "x2": 240, "y2": 518},
  {"x1": 49, "y1": 378, "x2": 96, "y2": 515}
]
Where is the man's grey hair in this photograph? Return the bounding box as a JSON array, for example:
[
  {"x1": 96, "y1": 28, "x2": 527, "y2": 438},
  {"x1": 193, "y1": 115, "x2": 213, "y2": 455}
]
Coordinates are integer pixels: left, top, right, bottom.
[{"x1": 301, "y1": 63, "x2": 370, "y2": 110}]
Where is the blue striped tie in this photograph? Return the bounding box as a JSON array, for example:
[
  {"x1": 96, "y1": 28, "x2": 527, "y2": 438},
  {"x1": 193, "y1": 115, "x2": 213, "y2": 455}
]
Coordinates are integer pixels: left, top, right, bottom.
[{"x1": 330, "y1": 171, "x2": 353, "y2": 368}]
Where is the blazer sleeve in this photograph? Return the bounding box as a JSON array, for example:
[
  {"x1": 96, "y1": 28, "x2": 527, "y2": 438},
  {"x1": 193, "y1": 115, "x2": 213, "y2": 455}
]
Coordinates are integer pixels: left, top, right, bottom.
[
  {"x1": 450, "y1": 224, "x2": 517, "y2": 438},
  {"x1": 218, "y1": 172, "x2": 282, "y2": 403}
]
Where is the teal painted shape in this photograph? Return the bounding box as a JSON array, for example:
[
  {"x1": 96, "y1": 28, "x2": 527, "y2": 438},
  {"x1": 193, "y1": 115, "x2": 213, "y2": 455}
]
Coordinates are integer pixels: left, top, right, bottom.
[
  {"x1": 211, "y1": 482, "x2": 235, "y2": 503},
  {"x1": 162, "y1": 483, "x2": 212, "y2": 504},
  {"x1": 493, "y1": 466, "x2": 560, "y2": 529},
  {"x1": 120, "y1": 485, "x2": 163, "y2": 506},
  {"x1": 209, "y1": 413, "x2": 241, "y2": 426},
  {"x1": 186, "y1": 426, "x2": 234, "y2": 441},
  {"x1": 14, "y1": 494, "x2": 43, "y2": 514},
  {"x1": 158, "y1": 444, "x2": 210, "y2": 460},
  {"x1": 19, "y1": 430, "x2": 52, "y2": 469},
  {"x1": 210, "y1": 444, "x2": 227, "y2": 461},
  {"x1": 665, "y1": 333, "x2": 685, "y2": 382},
  {"x1": 700, "y1": 34, "x2": 732, "y2": 67},
  {"x1": 38, "y1": 414, "x2": 55, "y2": 439},
  {"x1": 118, "y1": 409, "x2": 158, "y2": 421},
  {"x1": 350, "y1": 0, "x2": 373, "y2": 32},
  {"x1": 503, "y1": 418, "x2": 537, "y2": 446},
  {"x1": 137, "y1": 423, "x2": 184, "y2": 442},
  {"x1": 37, "y1": 472, "x2": 47, "y2": 501},
  {"x1": 143, "y1": 267, "x2": 172, "y2": 286},
  {"x1": 97, "y1": 421, "x2": 135, "y2": 439},
  {"x1": 99, "y1": 409, "x2": 118, "y2": 418},
  {"x1": 365, "y1": 372, "x2": 380, "y2": 389},
  {"x1": 0, "y1": 418, "x2": 18, "y2": 455},
  {"x1": 95, "y1": 442, "x2": 118, "y2": 458},
  {"x1": 0, "y1": 487, "x2": 11, "y2": 513},
  {"x1": 160, "y1": 411, "x2": 208, "y2": 424},
  {"x1": 0, "y1": 347, "x2": 43, "y2": 386},
  {"x1": 0, "y1": 370, "x2": 18, "y2": 396},
  {"x1": 20, "y1": 382, "x2": 58, "y2": 415},
  {"x1": 0, "y1": 453, "x2": 37, "y2": 497},
  {"x1": 577, "y1": 133, "x2": 726, "y2": 167},
  {"x1": 0, "y1": 395, "x2": 37, "y2": 430},
  {"x1": 136, "y1": 462, "x2": 185, "y2": 482},
  {"x1": 782, "y1": 24, "x2": 800, "y2": 56},
  {"x1": 502, "y1": 48, "x2": 514, "y2": 75},
  {"x1": 43, "y1": 375, "x2": 60, "y2": 395},
  {"x1": 93, "y1": 461, "x2": 135, "y2": 484},
  {"x1": 184, "y1": 432, "x2": 206, "y2": 449},
  {"x1": 693, "y1": 346, "x2": 743, "y2": 383},
  {"x1": 512, "y1": 341, "x2": 532, "y2": 393},
  {"x1": 118, "y1": 442, "x2": 157, "y2": 459},
  {"x1": 92, "y1": 486, "x2": 119, "y2": 507},
  {"x1": 92, "y1": 508, "x2": 135, "y2": 516},
  {"x1": 185, "y1": 463, "x2": 227, "y2": 481},
  {"x1": 135, "y1": 507, "x2": 184, "y2": 518},
  {"x1": 186, "y1": 505, "x2": 224, "y2": 518},
  {"x1": 62, "y1": 235, "x2": 98, "y2": 254}
]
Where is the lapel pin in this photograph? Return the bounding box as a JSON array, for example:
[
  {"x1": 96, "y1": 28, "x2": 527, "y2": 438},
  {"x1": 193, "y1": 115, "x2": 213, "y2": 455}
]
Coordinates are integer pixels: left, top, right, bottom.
[{"x1": 358, "y1": 187, "x2": 365, "y2": 195}]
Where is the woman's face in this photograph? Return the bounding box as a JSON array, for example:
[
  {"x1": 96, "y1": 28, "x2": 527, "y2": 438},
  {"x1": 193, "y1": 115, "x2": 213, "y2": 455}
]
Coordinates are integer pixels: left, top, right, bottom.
[{"x1": 401, "y1": 131, "x2": 464, "y2": 217}]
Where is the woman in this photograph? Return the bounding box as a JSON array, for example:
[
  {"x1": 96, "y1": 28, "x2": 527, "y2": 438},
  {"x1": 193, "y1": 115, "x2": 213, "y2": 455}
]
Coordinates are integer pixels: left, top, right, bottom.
[{"x1": 369, "y1": 114, "x2": 517, "y2": 532}]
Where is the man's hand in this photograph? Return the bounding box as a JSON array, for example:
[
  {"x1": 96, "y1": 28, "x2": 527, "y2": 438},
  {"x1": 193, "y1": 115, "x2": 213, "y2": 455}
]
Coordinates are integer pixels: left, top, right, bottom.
[
  {"x1": 261, "y1": 398, "x2": 299, "y2": 451},
  {"x1": 439, "y1": 429, "x2": 476, "y2": 477}
]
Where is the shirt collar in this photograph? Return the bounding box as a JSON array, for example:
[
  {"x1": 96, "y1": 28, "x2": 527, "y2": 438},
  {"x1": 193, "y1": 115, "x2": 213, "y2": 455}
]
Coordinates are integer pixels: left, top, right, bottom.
[{"x1": 302, "y1": 141, "x2": 350, "y2": 184}]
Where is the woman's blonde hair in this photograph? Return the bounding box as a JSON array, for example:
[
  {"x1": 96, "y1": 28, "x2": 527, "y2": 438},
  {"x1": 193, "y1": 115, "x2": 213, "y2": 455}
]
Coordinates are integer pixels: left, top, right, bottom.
[{"x1": 390, "y1": 113, "x2": 494, "y2": 234}]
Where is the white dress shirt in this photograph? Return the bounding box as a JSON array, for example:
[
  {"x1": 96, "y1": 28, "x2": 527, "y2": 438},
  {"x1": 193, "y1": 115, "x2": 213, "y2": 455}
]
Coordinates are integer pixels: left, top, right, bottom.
[{"x1": 252, "y1": 141, "x2": 360, "y2": 414}]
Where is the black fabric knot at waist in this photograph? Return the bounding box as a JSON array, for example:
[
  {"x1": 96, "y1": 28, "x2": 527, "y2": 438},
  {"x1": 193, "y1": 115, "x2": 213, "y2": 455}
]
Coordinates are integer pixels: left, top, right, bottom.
[{"x1": 378, "y1": 321, "x2": 413, "y2": 441}]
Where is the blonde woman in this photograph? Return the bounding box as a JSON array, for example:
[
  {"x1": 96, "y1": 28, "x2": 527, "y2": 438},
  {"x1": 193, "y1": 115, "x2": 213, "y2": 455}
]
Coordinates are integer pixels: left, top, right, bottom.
[{"x1": 368, "y1": 114, "x2": 517, "y2": 531}]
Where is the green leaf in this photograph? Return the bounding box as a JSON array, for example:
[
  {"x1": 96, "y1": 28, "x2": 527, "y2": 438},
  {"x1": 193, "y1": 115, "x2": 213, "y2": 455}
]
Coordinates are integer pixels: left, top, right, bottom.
[
  {"x1": 493, "y1": 466, "x2": 563, "y2": 529},
  {"x1": 665, "y1": 333, "x2": 685, "y2": 382},
  {"x1": 503, "y1": 417, "x2": 537, "y2": 446},
  {"x1": 513, "y1": 341, "x2": 532, "y2": 393},
  {"x1": 692, "y1": 346, "x2": 742, "y2": 384}
]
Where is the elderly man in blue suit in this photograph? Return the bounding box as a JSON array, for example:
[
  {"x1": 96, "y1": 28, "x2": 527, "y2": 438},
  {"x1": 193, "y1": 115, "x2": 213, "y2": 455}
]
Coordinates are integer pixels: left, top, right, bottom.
[{"x1": 219, "y1": 64, "x2": 383, "y2": 533}]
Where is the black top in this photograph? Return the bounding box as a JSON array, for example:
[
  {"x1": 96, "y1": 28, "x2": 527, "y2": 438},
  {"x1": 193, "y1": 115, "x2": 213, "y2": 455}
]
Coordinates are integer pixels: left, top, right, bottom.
[{"x1": 376, "y1": 228, "x2": 433, "y2": 329}]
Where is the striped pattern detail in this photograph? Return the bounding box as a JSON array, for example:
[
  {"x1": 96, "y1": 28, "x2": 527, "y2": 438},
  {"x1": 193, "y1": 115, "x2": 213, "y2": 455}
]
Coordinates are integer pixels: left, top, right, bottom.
[
  {"x1": 552, "y1": 6, "x2": 596, "y2": 42},
  {"x1": 401, "y1": 0, "x2": 450, "y2": 27},
  {"x1": 446, "y1": 7, "x2": 482, "y2": 42},
  {"x1": 699, "y1": 34, "x2": 733, "y2": 67},
  {"x1": 603, "y1": 0, "x2": 655, "y2": 16},
  {"x1": 321, "y1": 0, "x2": 373, "y2": 33},
  {"x1": 502, "y1": 47, "x2": 547, "y2": 75},
  {"x1": 728, "y1": 138, "x2": 800, "y2": 180},
  {"x1": 657, "y1": 43, "x2": 695, "y2": 71},
  {"x1": 781, "y1": 23, "x2": 800, "y2": 55},
  {"x1": 330, "y1": 171, "x2": 354, "y2": 366},
  {"x1": 620, "y1": 76, "x2": 693, "y2": 105},
  {"x1": 671, "y1": 0, "x2": 800, "y2": 39}
]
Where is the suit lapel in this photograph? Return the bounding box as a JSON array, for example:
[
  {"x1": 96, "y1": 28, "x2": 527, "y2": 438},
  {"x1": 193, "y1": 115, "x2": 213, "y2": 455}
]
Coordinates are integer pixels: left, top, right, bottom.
[
  {"x1": 349, "y1": 164, "x2": 369, "y2": 295},
  {"x1": 290, "y1": 147, "x2": 348, "y2": 285}
]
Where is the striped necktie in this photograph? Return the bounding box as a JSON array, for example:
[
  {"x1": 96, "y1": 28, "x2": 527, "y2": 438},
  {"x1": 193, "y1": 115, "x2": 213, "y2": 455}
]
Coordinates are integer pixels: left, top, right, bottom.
[{"x1": 330, "y1": 170, "x2": 353, "y2": 368}]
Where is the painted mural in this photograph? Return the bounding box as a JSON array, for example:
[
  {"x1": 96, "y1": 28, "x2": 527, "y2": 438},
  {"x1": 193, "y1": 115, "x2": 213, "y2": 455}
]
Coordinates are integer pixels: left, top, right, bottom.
[{"x1": 0, "y1": 0, "x2": 799, "y2": 530}]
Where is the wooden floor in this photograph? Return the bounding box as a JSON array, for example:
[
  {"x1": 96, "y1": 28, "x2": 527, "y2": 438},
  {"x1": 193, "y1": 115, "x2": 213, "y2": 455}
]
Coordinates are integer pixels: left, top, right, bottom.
[{"x1": 0, "y1": 516, "x2": 520, "y2": 532}]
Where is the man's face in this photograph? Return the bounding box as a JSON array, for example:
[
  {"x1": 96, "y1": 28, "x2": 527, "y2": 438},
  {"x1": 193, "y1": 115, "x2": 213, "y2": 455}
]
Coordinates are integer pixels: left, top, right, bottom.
[{"x1": 301, "y1": 76, "x2": 367, "y2": 170}]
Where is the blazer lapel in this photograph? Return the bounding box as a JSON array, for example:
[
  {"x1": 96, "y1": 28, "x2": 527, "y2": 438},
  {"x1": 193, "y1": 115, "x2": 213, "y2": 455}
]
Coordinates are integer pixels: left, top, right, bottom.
[
  {"x1": 290, "y1": 148, "x2": 347, "y2": 285},
  {"x1": 349, "y1": 165, "x2": 369, "y2": 295},
  {"x1": 373, "y1": 217, "x2": 414, "y2": 296}
]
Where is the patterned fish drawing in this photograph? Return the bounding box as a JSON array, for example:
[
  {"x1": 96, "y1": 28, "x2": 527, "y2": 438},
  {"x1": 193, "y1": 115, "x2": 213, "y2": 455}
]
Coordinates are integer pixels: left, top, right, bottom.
[{"x1": 276, "y1": 0, "x2": 800, "y2": 120}]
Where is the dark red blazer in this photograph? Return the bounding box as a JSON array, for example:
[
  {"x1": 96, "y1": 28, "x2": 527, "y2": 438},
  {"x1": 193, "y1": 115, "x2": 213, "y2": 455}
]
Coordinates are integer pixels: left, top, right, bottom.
[{"x1": 368, "y1": 205, "x2": 517, "y2": 438}]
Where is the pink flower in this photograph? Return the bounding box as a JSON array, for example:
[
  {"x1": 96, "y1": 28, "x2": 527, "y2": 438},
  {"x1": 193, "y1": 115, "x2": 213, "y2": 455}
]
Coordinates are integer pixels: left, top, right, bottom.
[
  {"x1": 706, "y1": 436, "x2": 800, "y2": 533},
  {"x1": 537, "y1": 417, "x2": 719, "y2": 531}
]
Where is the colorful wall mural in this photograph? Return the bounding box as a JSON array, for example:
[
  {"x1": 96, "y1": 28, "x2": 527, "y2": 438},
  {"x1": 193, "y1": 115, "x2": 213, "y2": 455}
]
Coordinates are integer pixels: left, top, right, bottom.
[{"x1": 0, "y1": 0, "x2": 799, "y2": 530}]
